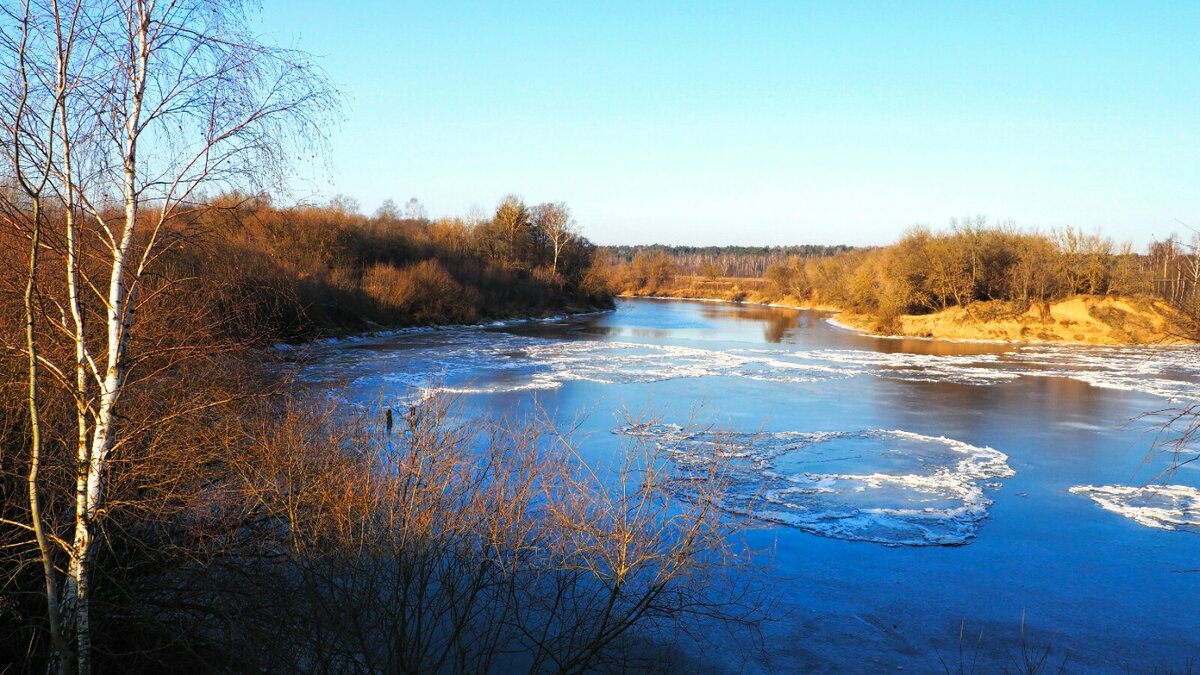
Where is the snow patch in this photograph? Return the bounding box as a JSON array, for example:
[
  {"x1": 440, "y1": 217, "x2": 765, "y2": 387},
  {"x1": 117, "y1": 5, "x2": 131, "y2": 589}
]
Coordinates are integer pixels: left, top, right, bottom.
[{"x1": 1069, "y1": 484, "x2": 1200, "y2": 531}]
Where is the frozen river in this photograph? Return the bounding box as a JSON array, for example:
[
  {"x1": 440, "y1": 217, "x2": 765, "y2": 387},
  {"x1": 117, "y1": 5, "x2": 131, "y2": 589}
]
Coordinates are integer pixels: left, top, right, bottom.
[{"x1": 293, "y1": 298, "x2": 1200, "y2": 672}]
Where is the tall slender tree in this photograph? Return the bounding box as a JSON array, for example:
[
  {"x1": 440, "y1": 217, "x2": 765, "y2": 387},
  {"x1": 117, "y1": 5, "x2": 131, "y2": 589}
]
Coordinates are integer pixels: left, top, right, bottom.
[
  {"x1": 493, "y1": 193, "x2": 530, "y2": 265},
  {"x1": 0, "y1": 1, "x2": 336, "y2": 671},
  {"x1": 532, "y1": 201, "x2": 575, "y2": 273}
]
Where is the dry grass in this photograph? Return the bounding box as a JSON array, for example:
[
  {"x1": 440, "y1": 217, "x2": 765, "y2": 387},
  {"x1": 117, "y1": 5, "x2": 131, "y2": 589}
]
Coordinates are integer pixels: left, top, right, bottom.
[{"x1": 837, "y1": 295, "x2": 1193, "y2": 345}]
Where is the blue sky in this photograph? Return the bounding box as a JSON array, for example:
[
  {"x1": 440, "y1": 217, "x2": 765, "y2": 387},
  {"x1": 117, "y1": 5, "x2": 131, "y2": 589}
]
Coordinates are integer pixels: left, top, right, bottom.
[{"x1": 257, "y1": 1, "x2": 1198, "y2": 248}]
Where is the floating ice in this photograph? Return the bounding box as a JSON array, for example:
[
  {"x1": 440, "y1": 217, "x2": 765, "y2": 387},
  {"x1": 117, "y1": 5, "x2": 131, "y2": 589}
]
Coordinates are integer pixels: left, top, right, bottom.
[
  {"x1": 1069, "y1": 484, "x2": 1200, "y2": 531},
  {"x1": 1002, "y1": 345, "x2": 1200, "y2": 401},
  {"x1": 295, "y1": 332, "x2": 859, "y2": 400},
  {"x1": 616, "y1": 425, "x2": 1015, "y2": 546},
  {"x1": 292, "y1": 321, "x2": 1200, "y2": 404}
]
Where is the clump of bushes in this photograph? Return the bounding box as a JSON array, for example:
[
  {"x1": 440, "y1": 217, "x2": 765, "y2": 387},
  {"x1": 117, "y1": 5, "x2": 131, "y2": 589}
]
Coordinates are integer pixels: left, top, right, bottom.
[
  {"x1": 362, "y1": 259, "x2": 481, "y2": 324},
  {"x1": 169, "y1": 192, "x2": 614, "y2": 342},
  {"x1": 608, "y1": 250, "x2": 679, "y2": 295}
]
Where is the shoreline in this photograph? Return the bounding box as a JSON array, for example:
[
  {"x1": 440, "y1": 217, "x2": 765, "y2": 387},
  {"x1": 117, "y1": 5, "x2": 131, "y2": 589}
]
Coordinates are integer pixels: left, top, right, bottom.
[
  {"x1": 622, "y1": 293, "x2": 841, "y2": 313},
  {"x1": 273, "y1": 306, "x2": 615, "y2": 352},
  {"x1": 619, "y1": 291, "x2": 1194, "y2": 348},
  {"x1": 624, "y1": 293, "x2": 1022, "y2": 345}
]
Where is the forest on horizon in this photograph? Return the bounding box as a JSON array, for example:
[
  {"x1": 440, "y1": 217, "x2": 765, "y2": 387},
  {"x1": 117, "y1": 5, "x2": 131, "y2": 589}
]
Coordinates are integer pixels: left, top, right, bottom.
[{"x1": 605, "y1": 220, "x2": 1200, "y2": 333}]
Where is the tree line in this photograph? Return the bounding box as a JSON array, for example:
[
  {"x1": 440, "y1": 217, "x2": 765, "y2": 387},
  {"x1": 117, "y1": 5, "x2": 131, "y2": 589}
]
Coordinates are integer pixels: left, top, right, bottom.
[
  {"x1": 603, "y1": 244, "x2": 853, "y2": 278},
  {"x1": 599, "y1": 220, "x2": 1200, "y2": 339},
  {"x1": 186, "y1": 191, "x2": 611, "y2": 342},
  {"x1": 757, "y1": 218, "x2": 1199, "y2": 327}
]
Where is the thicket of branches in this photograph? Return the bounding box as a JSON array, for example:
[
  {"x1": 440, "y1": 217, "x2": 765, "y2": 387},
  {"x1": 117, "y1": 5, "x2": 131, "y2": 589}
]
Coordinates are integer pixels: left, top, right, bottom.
[
  {"x1": 181, "y1": 192, "x2": 613, "y2": 343},
  {"x1": 0, "y1": 0, "x2": 337, "y2": 670}
]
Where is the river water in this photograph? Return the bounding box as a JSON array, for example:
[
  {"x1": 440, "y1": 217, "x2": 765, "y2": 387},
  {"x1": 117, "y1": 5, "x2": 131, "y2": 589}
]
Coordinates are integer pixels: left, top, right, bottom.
[{"x1": 293, "y1": 297, "x2": 1200, "y2": 672}]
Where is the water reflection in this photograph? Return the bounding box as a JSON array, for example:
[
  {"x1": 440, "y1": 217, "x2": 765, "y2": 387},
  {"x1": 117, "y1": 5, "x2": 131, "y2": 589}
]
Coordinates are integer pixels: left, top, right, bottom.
[
  {"x1": 871, "y1": 375, "x2": 1121, "y2": 460},
  {"x1": 867, "y1": 336, "x2": 1012, "y2": 357},
  {"x1": 696, "y1": 303, "x2": 803, "y2": 343}
]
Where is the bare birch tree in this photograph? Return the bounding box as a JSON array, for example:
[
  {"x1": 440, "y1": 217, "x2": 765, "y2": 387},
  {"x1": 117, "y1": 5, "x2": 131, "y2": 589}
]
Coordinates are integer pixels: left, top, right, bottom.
[
  {"x1": 0, "y1": 1, "x2": 336, "y2": 671},
  {"x1": 532, "y1": 200, "x2": 576, "y2": 273},
  {"x1": 0, "y1": 2, "x2": 88, "y2": 667}
]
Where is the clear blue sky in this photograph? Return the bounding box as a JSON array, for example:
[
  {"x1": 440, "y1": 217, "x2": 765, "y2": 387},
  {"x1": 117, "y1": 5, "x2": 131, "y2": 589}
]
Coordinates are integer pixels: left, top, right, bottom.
[{"x1": 257, "y1": 1, "x2": 1198, "y2": 248}]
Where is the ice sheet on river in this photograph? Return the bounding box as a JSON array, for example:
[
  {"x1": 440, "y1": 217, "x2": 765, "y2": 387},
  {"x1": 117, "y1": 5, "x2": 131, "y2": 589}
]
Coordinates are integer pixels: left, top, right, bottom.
[
  {"x1": 616, "y1": 424, "x2": 1015, "y2": 546},
  {"x1": 294, "y1": 329, "x2": 1200, "y2": 403},
  {"x1": 297, "y1": 333, "x2": 855, "y2": 396},
  {"x1": 1070, "y1": 484, "x2": 1200, "y2": 531}
]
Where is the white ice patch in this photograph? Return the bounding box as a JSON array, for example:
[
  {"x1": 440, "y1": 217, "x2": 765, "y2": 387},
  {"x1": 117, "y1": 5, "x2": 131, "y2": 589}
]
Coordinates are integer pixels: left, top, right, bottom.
[
  {"x1": 735, "y1": 344, "x2": 1200, "y2": 399},
  {"x1": 616, "y1": 425, "x2": 1014, "y2": 547},
  {"x1": 295, "y1": 332, "x2": 859, "y2": 401},
  {"x1": 1004, "y1": 345, "x2": 1200, "y2": 401},
  {"x1": 419, "y1": 378, "x2": 564, "y2": 400},
  {"x1": 753, "y1": 349, "x2": 1019, "y2": 387},
  {"x1": 1069, "y1": 484, "x2": 1200, "y2": 531},
  {"x1": 293, "y1": 325, "x2": 1200, "y2": 404}
]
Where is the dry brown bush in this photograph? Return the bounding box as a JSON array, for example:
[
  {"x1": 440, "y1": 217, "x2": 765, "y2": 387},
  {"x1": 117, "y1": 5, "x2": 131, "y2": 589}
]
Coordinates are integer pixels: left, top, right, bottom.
[
  {"x1": 362, "y1": 259, "x2": 481, "y2": 324},
  {"x1": 125, "y1": 395, "x2": 770, "y2": 674},
  {"x1": 531, "y1": 264, "x2": 566, "y2": 289}
]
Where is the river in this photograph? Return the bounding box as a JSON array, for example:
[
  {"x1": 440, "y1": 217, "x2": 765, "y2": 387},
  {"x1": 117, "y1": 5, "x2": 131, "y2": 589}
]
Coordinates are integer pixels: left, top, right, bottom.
[{"x1": 292, "y1": 297, "x2": 1200, "y2": 672}]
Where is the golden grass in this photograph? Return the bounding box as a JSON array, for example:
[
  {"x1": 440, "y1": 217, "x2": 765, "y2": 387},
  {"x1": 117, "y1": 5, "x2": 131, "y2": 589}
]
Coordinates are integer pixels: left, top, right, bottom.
[
  {"x1": 836, "y1": 295, "x2": 1191, "y2": 345},
  {"x1": 627, "y1": 277, "x2": 1193, "y2": 346}
]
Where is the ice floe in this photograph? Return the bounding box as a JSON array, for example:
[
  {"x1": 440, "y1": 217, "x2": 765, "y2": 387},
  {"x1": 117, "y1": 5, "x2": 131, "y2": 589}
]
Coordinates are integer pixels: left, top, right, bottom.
[
  {"x1": 1069, "y1": 484, "x2": 1200, "y2": 531},
  {"x1": 615, "y1": 425, "x2": 1014, "y2": 546},
  {"x1": 296, "y1": 332, "x2": 859, "y2": 399},
  {"x1": 293, "y1": 322, "x2": 1200, "y2": 404}
]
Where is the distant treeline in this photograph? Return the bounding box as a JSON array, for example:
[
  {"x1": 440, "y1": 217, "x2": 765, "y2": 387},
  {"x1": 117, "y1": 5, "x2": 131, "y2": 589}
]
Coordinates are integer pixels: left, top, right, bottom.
[
  {"x1": 603, "y1": 244, "x2": 853, "y2": 278},
  {"x1": 606, "y1": 219, "x2": 1200, "y2": 329},
  {"x1": 172, "y1": 193, "x2": 612, "y2": 342},
  {"x1": 760, "y1": 220, "x2": 1196, "y2": 320}
]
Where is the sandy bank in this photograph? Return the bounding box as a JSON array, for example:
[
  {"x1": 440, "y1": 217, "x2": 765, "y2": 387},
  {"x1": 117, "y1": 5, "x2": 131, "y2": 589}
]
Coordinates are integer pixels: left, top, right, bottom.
[
  {"x1": 837, "y1": 295, "x2": 1192, "y2": 346},
  {"x1": 621, "y1": 278, "x2": 1193, "y2": 346}
]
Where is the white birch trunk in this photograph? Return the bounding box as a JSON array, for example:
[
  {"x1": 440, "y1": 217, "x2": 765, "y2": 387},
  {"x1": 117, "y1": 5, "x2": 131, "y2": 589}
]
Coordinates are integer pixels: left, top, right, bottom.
[{"x1": 69, "y1": 6, "x2": 149, "y2": 671}]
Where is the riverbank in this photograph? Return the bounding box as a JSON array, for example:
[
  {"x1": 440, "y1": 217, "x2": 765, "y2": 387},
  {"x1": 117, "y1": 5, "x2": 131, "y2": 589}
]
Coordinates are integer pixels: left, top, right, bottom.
[
  {"x1": 274, "y1": 306, "x2": 615, "y2": 352},
  {"x1": 621, "y1": 276, "x2": 1192, "y2": 345},
  {"x1": 282, "y1": 296, "x2": 615, "y2": 345},
  {"x1": 837, "y1": 295, "x2": 1191, "y2": 346}
]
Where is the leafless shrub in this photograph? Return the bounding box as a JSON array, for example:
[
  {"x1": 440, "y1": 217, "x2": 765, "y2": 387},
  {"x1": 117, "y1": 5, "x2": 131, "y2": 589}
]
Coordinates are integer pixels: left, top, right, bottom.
[{"x1": 174, "y1": 394, "x2": 771, "y2": 674}]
